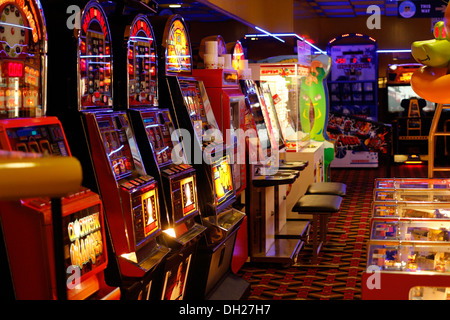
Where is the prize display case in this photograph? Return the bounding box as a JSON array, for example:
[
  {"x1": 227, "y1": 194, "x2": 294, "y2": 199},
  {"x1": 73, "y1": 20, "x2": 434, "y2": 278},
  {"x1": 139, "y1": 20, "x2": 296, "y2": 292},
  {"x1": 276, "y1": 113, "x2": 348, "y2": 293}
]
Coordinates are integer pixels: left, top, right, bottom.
[
  {"x1": 374, "y1": 178, "x2": 450, "y2": 190},
  {"x1": 373, "y1": 188, "x2": 450, "y2": 202},
  {"x1": 249, "y1": 62, "x2": 310, "y2": 151},
  {"x1": 363, "y1": 177, "x2": 450, "y2": 300}
]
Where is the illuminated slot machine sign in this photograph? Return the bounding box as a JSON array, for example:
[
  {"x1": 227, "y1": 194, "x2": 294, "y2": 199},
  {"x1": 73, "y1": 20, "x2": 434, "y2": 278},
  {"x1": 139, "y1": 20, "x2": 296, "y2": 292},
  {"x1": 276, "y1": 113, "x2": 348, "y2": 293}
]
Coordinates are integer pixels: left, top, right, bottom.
[
  {"x1": 0, "y1": 0, "x2": 44, "y2": 118},
  {"x1": 128, "y1": 16, "x2": 157, "y2": 106},
  {"x1": 78, "y1": 2, "x2": 112, "y2": 109},
  {"x1": 165, "y1": 17, "x2": 191, "y2": 74},
  {"x1": 232, "y1": 40, "x2": 244, "y2": 71}
]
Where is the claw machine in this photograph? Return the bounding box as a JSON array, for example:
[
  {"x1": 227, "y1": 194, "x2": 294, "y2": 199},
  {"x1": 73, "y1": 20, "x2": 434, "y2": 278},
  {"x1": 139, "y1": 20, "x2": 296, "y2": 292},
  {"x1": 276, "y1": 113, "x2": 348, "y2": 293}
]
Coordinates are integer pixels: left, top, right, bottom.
[
  {"x1": 0, "y1": 0, "x2": 118, "y2": 300},
  {"x1": 47, "y1": 0, "x2": 171, "y2": 300},
  {"x1": 149, "y1": 14, "x2": 248, "y2": 299}
]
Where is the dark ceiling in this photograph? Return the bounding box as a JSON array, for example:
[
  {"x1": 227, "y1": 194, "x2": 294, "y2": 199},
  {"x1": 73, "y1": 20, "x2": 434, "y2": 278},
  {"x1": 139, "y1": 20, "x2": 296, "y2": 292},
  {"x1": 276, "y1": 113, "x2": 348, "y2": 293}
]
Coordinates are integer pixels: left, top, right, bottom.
[{"x1": 155, "y1": 0, "x2": 402, "y2": 22}]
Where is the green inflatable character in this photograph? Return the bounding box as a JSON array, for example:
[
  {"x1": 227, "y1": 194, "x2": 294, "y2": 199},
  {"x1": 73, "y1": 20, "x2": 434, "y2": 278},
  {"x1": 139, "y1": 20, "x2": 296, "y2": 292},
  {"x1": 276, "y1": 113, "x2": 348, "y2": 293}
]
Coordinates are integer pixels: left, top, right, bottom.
[{"x1": 299, "y1": 54, "x2": 334, "y2": 180}]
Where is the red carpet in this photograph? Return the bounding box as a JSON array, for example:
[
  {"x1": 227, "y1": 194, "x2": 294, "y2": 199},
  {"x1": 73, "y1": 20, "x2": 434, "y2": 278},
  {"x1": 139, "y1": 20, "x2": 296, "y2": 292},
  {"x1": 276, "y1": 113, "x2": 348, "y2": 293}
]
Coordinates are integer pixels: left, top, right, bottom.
[{"x1": 236, "y1": 163, "x2": 450, "y2": 300}]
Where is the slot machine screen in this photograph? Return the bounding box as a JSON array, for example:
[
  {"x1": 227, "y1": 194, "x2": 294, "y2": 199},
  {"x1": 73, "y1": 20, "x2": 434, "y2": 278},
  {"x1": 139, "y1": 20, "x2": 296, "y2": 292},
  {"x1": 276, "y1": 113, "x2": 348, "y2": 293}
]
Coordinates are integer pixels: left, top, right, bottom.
[
  {"x1": 0, "y1": 1, "x2": 44, "y2": 118},
  {"x1": 78, "y1": 2, "x2": 113, "y2": 109},
  {"x1": 6, "y1": 123, "x2": 69, "y2": 156},
  {"x1": 64, "y1": 204, "x2": 107, "y2": 279},
  {"x1": 141, "y1": 111, "x2": 175, "y2": 166},
  {"x1": 180, "y1": 176, "x2": 196, "y2": 216},
  {"x1": 213, "y1": 157, "x2": 234, "y2": 206},
  {"x1": 127, "y1": 15, "x2": 157, "y2": 106},
  {"x1": 97, "y1": 113, "x2": 141, "y2": 180},
  {"x1": 165, "y1": 18, "x2": 191, "y2": 74}
]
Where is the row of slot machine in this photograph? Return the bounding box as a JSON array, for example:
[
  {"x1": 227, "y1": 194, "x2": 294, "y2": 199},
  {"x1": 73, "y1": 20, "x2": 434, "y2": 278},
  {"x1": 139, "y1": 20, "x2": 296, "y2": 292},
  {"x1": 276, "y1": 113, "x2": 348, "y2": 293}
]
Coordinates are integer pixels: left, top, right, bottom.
[{"x1": 0, "y1": 0, "x2": 258, "y2": 300}]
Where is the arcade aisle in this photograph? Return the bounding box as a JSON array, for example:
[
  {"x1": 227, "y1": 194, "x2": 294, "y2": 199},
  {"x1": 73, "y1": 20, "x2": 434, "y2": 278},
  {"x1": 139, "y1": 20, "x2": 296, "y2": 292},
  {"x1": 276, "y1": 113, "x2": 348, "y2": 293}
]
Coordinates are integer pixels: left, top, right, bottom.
[{"x1": 236, "y1": 163, "x2": 450, "y2": 300}]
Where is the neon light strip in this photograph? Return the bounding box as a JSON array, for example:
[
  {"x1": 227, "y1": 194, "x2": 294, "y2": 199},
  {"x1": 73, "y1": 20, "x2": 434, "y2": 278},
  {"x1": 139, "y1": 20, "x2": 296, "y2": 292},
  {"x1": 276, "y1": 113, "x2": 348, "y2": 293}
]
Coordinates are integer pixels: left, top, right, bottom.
[
  {"x1": 0, "y1": 22, "x2": 33, "y2": 30},
  {"x1": 254, "y1": 27, "x2": 285, "y2": 43},
  {"x1": 245, "y1": 32, "x2": 325, "y2": 54},
  {"x1": 80, "y1": 55, "x2": 111, "y2": 58},
  {"x1": 129, "y1": 36, "x2": 154, "y2": 41},
  {"x1": 377, "y1": 49, "x2": 411, "y2": 53}
]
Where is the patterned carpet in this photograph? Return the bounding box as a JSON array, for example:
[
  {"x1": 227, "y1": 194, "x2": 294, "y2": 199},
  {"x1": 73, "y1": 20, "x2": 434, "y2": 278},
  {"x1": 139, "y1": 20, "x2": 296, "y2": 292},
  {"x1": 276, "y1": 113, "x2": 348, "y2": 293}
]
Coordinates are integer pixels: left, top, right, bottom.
[{"x1": 236, "y1": 162, "x2": 450, "y2": 300}]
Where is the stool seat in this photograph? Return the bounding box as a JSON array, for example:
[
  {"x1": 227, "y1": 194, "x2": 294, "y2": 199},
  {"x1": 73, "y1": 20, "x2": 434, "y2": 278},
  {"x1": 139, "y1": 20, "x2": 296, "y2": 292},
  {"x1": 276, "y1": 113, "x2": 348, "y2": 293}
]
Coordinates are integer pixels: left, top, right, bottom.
[
  {"x1": 306, "y1": 182, "x2": 347, "y2": 197},
  {"x1": 292, "y1": 194, "x2": 342, "y2": 213}
]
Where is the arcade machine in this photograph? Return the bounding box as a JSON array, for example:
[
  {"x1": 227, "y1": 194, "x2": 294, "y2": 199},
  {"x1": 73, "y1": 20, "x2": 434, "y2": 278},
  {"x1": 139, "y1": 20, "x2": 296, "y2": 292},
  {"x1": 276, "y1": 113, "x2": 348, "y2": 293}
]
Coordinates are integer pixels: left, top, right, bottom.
[
  {"x1": 192, "y1": 35, "x2": 248, "y2": 273},
  {"x1": 0, "y1": 0, "x2": 118, "y2": 300},
  {"x1": 386, "y1": 63, "x2": 434, "y2": 163},
  {"x1": 149, "y1": 14, "x2": 248, "y2": 299},
  {"x1": 116, "y1": 13, "x2": 207, "y2": 301},
  {"x1": 58, "y1": 0, "x2": 170, "y2": 300},
  {"x1": 327, "y1": 33, "x2": 379, "y2": 168}
]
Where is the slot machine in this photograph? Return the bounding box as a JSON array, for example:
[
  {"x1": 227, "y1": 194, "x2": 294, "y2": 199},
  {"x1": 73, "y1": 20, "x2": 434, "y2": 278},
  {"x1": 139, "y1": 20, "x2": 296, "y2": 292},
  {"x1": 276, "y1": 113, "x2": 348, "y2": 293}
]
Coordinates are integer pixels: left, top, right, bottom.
[
  {"x1": 0, "y1": 0, "x2": 118, "y2": 299},
  {"x1": 71, "y1": 0, "x2": 170, "y2": 300},
  {"x1": 149, "y1": 14, "x2": 248, "y2": 299},
  {"x1": 118, "y1": 13, "x2": 206, "y2": 301},
  {"x1": 193, "y1": 35, "x2": 247, "y2": 197}
]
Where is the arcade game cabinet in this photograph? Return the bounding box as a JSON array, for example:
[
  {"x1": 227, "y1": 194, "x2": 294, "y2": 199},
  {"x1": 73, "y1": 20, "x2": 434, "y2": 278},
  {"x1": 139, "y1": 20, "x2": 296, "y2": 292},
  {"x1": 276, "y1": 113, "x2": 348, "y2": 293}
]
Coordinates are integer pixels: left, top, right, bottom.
[
  {"x1": 386, "y1": 63, "x2": 434, "y2": 163},
  {"x1": 327, "y1": 33, "x2": 379, "y2": 168},
  {"x1": 193, "y1": 35, "x2": 248, "y2": 273},
  {"x1": 149, "y1": 14, "x2": 247, "y2": 299},
  {"x1": 44, "y1": 0, "x2": 170, "y2": 299},
  {"x1": 116, "y1": 12, "x2": 207, "y2": 301},
  {"x1": 0, "y1": 0, "x2": 118, "y2": 299}
]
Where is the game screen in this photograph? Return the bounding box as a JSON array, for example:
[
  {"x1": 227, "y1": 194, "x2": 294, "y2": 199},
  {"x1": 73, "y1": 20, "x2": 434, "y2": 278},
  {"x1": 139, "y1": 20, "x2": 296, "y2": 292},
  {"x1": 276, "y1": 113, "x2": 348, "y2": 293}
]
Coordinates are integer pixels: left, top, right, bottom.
[
  {"x1": 5, "y1": 123, "x2": 69, "y2": 156},
  {"x1": 180, "y1": 176, "x2": 196, "y2": 216},
  {"x1": 141, "y1": 110, "x2": 174, "y2": 166},
  {"x1": 387, "y1": 85, "x2": 434, "y2": 113},
  {"x1": 96, "y1": 113, "x2": 141, "y2": 181},
  {"x1": 212, "y1": 157, "x2": 234, "y2": 206},
  {"x1": 0, "y1": 1, "x2": 44, "y2": 118},
  {"x1": 127, "y1": 15, "x2": 157, "y2": 106},
  {"x1": 63, "y1": 204, "x2": 107, "y2": 279},
  {"x1": 78, "y1": 2, "x2": 113, "y2": 109},
  {"x1": 165, "y1": 18, "x2": 191, "y2": 74},
  {"x1": 161, "y1": 254, "x2": 191, "y2": 300}
]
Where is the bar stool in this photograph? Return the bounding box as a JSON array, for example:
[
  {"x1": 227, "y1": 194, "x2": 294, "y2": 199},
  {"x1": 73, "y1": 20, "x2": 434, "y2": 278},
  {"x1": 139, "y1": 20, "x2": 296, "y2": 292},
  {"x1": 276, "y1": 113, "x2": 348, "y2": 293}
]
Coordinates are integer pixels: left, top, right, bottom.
[
  {"x1": 292, "y1": 194, "x2": 342, "y2": 266},
  {"x1": 305, "y1": 182, "x2": 347, "y2": 197}
]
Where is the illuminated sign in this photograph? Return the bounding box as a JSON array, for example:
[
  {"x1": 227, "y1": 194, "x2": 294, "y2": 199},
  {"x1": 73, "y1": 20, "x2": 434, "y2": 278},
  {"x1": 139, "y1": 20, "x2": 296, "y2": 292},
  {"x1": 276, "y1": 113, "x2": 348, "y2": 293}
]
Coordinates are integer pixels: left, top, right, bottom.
[
  {"x1": 79, "y1": 2, "x2": 113, "y2": 108},
  {"x1": 180, "y1": 176, "x2": 196, "y2": 215},
  {"x1": 231, "y1": 40, "x2": 244, "y2": 71},
  {"x1": 65, "y1": 207, "x2": 106, "y2": 275},
  {"x1": 128, "y1": 15, "x2": 157, "y2": 106},
  {"x1": 166, "y1": 18, "x2": 191, "y2": 74},
  {"x1": 142, "y1": 189, "x2": 159, "y2": 237}
]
